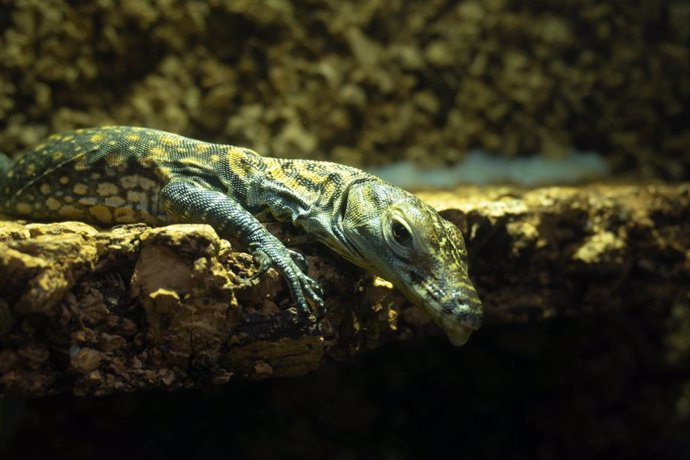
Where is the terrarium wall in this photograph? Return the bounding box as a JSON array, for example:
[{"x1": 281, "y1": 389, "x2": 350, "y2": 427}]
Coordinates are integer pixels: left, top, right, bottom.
[{"x1": 0, "y1": 0, "x2": 688, "y2": 177}]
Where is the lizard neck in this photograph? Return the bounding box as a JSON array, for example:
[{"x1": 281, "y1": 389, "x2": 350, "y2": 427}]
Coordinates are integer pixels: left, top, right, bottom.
[
  {"x1": 226, "y1": 153, "x2": 376, "y2": 247},
  {"x1": 255, "y1": 157, "x2": 371, "y2": 222},
  {"x1": 170, "y1": 142, "x2": 379, "y2": 260}
]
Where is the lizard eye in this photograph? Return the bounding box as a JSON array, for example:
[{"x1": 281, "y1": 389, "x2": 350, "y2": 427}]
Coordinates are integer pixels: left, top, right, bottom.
[
  {"x1": 391, "y1": 220, "x2": 412, "y2": 246},
  {"x1": 383, "y1": 212, "x2": 419, "y2": 258}
]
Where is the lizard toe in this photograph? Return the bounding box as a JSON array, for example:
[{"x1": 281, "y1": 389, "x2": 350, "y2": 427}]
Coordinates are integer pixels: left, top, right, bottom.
[
  {"x1": 300, "y1": 273, "x2": 325, "y2": 310},
  {"x1": 287, "y1": 248, "x2": 309, "y2": 272}
]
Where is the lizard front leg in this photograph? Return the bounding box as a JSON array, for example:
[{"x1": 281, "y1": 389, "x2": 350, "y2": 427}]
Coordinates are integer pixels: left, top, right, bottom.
[{"x1": 159, "y1": 180, "x2": 324, "y2": 316}]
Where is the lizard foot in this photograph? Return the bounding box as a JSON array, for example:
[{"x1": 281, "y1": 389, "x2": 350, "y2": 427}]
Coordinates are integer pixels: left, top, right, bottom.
[{"x1": 244, "y1": 243, "x2": 324, "y2": 317}]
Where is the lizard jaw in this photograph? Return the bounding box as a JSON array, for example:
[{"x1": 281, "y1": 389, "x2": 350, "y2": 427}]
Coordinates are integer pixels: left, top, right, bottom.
[
  {"x1": 411, "y1": 280, "x2": 483, "y2": 346},
  {"x1": 444, "y1": 325, "x2": 474, "y2": 346},
  {"x1": 436, "y1": 313, "x2": 477, "y2": 346}
]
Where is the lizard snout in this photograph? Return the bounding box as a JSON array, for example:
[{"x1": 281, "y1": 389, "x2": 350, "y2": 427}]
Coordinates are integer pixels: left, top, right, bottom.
[{"x1": 448, "y1": 293, "x2": 483, "y2": 330}]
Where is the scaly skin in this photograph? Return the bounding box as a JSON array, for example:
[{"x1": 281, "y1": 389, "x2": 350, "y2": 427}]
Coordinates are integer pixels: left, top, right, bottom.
[{"x1": 0, "y1": 126, "x2": 482, "y2": 345}]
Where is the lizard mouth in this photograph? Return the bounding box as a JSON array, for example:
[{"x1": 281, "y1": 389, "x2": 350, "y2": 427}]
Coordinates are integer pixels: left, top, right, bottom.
[
  {"x1": 413, "y1": 280, "x2": 482, "y2": 346},
  {"x1": 443, "y1": 324, "x2": 474, "y2": 346},
  {"x1": 436, "y1": 314, "x2": 477, "y2": 346}
]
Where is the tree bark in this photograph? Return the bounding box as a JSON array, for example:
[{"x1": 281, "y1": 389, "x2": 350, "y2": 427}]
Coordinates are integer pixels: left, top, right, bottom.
[{"x1": 1, "y1": 183, "x2": 688, "y2": 397}]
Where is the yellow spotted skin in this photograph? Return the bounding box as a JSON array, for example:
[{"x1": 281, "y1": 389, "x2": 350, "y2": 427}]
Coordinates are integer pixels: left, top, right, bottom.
[{"x1": 0, "y1": 126, "x2": 482, "y2": 345}]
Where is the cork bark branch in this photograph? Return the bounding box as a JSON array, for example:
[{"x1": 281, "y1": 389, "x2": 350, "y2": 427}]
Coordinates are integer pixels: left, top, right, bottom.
[{"x1": 1, "y1": 183, "x2": 688, "y2": 397}]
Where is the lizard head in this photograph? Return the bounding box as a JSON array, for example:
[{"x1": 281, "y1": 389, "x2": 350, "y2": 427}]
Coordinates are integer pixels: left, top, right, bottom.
[{"x1": 338, "y1": 180, "x2": 483, "y2": 346}]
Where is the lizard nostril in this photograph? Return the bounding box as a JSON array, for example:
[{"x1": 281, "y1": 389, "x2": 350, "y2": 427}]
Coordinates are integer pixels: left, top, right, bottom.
[{"x1": 451, "y1": 296, "x2": 483, "y2": 329}]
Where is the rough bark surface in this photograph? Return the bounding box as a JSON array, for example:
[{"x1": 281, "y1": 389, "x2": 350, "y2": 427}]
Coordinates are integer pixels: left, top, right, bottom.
[{"x1": 0, "y1": 183, "x2": 688, "y2": 397}]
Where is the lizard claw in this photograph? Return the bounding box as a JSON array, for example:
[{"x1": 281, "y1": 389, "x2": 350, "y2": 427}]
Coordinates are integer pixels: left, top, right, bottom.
[
  {"x1": 240, "y1": 244, "x2": 272, "y2": 284},
  {"x1": 245, "y1": 242, "x2": 324, "y2": 316},
  {"x1": 287, "y1": 248, "x2": 309, "y2": 273}
]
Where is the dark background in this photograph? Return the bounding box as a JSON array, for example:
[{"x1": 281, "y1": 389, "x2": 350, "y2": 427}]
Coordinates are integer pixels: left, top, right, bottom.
[{"x1": 2, "y1": 310, "x2": 688, "y2": 460}]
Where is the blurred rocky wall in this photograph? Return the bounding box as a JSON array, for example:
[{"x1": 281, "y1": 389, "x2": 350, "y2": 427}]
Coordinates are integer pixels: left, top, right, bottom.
[{"x1": 0, "y1": 0, "x2": 688, "y2": 178}]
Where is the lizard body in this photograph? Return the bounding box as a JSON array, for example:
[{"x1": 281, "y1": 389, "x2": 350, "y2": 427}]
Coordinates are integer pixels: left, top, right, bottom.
[{"x1": 0, "y1": 126, "x2": 482, "y2": 345}]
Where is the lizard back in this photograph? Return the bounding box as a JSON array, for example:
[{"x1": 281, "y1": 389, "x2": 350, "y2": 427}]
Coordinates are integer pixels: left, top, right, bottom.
[
  {"x1": 1, "y1": 126, "x2": 376, "y2": 233},
  {"x1": 1, "y1": 126, "x2": 187, "y2": 224}
]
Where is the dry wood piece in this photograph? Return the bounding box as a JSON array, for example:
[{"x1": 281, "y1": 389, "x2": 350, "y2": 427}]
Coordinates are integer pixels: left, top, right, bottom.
[{"x1": 0, "y1": 183, "x2": 688, "y2": 397}]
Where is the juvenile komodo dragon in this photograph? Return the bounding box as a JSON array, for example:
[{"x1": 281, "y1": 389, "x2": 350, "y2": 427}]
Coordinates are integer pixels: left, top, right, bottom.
[{"x1": 0, "y1": 126, "x2": 482, "y2": 345}]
